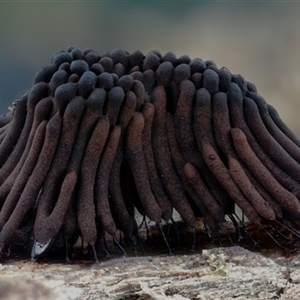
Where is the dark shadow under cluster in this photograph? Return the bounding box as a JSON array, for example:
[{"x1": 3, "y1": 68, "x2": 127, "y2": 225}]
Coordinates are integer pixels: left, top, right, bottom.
[{"x1": 0, "y1": 47, "x2": 300, "y2": 262}]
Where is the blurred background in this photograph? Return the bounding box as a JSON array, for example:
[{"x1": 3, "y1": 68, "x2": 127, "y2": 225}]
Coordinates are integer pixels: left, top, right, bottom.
[{"x1": 1, "y1": 1, "x2": 300, "y2": 135}]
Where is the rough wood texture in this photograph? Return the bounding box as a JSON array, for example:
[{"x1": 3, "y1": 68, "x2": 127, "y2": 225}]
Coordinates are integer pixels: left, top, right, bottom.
[{"x1": 1, "y1": 246, "x2": 300, "y2": 299}]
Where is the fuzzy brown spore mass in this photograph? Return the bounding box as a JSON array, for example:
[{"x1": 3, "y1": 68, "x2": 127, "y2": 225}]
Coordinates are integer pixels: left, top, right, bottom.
[{"x1": 0, "y1": 47, "x2": 300, "y2": 262}]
